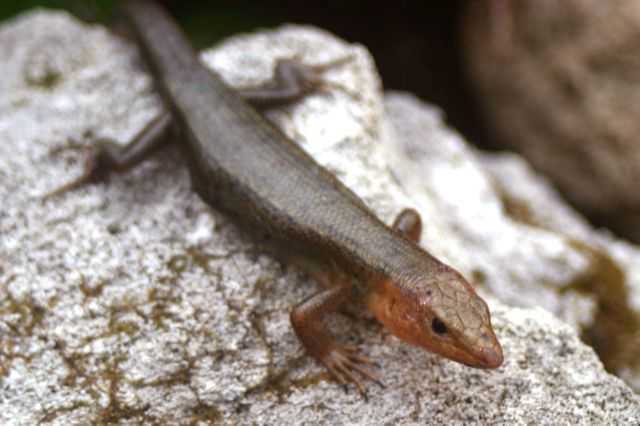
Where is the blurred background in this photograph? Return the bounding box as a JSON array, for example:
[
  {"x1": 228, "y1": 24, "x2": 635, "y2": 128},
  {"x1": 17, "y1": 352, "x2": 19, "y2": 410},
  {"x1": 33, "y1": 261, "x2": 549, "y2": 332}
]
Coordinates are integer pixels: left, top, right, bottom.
[{"x1": 1, "y1": 1, "x2": 482, "y2": 151}]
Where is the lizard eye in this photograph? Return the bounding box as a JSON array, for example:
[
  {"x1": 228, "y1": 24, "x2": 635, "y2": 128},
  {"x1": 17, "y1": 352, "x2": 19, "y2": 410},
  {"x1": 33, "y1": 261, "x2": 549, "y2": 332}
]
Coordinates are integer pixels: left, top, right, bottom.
[{"x1": 431, "y1": 317, "x2": 448, "y2": 335}]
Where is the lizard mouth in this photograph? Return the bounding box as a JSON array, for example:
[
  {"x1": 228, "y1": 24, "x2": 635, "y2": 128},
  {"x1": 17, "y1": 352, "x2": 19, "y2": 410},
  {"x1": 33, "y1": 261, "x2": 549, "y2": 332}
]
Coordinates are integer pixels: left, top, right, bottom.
[
  {"x1": 451, "y1": 335, "x2": 504, "y2": 369},
  {"x1": 464, "y1": 346, "x2": 503, "y2": 369},
  {"x1": 424, "y1": 329, "x2": 503, "y2": 369}
]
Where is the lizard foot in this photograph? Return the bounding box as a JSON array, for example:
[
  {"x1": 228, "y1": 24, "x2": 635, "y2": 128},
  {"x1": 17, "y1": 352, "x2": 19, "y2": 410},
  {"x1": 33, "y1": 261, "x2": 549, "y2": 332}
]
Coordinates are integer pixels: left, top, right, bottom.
[
  {"x1": 42, "y1": 143, "x2": 107, "y2": 200},
  {"x1": 321, "y1": 345, "x2": 384, "y2": 398}
]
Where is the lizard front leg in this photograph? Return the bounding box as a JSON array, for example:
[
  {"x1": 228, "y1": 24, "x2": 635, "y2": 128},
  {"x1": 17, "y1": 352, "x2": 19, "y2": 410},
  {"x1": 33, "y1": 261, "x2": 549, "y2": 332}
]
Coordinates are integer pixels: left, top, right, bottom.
[
  {"x1": 238, "y1": 55, "x2": 354, "y2": 109},
  {"x1": 290, "y1": 268, "x2": 382, "y2": 397},
  {"x1": 291, "y1": 209, "x2": 424, "y2": 396}
]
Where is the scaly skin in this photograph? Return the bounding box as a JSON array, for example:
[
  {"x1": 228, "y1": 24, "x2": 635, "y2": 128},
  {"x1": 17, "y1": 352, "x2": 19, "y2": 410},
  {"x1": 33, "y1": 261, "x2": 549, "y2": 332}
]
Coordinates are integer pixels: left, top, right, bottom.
[
  {"x1": 367, "y1": 208, "x2": 502, "y2": 368},
  {"x1": 367, "y1": 268, "x2": 503, "y2": 369},
  {"x1": 290, "y1": 209, "x2": 502, "y2": 395}
]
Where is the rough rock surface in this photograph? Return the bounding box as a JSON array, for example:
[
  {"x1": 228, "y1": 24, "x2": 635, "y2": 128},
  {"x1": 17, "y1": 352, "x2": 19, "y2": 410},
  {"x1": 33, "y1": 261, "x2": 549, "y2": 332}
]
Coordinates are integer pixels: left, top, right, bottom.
[
  {"x1": 1, "y1": 9, "x2": 639, "y2": 425},
  {"x1": 462, "y1": 0, "x2": 640, "y2": 241}
]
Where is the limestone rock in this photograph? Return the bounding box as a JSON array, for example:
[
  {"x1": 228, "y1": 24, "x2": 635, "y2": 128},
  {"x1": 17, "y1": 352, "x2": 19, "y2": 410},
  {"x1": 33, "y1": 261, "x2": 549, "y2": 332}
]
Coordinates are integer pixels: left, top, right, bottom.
[{"x1": 1, "y1": 9, "x2": 639, "y2": 425}]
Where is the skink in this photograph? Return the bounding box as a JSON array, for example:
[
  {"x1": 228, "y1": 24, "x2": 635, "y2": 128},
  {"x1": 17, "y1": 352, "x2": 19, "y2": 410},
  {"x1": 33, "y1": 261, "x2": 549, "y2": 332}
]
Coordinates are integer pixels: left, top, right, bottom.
[{"x1": 50, "y1": 0, "x2": 503, "y2": 395}]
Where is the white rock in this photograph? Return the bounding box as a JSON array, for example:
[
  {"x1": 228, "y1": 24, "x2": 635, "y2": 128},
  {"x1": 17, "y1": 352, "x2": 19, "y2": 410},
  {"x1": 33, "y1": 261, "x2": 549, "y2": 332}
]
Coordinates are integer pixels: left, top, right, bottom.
[{"x1": 0, "y1": 9, "x2": 638, "y2": 425}]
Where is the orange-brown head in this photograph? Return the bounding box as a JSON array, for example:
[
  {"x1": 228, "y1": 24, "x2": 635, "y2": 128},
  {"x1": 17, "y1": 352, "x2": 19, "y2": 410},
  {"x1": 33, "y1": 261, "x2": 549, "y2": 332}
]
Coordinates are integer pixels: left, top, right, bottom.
[{"x1": 367, "y1": 267, "x2": 503, "y2": 369}]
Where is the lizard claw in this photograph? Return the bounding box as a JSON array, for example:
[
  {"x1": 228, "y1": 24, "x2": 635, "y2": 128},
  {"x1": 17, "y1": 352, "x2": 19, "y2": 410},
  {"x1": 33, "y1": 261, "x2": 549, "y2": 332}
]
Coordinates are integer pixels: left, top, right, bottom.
[
  {"x1": 322, "y1": 345, "x2": 384, "y2": 398},
  {"x1": 42, "y1": 135, "x2": 125, "y2": 200}
]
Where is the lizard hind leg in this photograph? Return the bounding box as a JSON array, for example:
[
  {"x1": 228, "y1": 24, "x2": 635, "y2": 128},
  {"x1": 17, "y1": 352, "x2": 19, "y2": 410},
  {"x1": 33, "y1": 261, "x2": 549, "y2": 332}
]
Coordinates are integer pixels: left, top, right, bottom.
[
  {"x1": 289, "y1": 263, "x2": 383, "y2": 397},
  {"x1": 42, "y1": 112, "x2": 173, "y2": 200}
]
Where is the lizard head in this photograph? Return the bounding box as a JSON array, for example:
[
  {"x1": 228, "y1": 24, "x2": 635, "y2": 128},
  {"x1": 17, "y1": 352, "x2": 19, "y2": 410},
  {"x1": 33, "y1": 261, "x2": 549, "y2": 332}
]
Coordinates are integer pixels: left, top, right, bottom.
[{"x1": 367, "y1": 267, "x2": 503, "y2": 369}]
